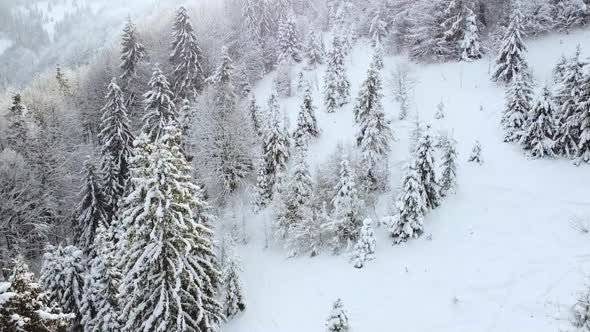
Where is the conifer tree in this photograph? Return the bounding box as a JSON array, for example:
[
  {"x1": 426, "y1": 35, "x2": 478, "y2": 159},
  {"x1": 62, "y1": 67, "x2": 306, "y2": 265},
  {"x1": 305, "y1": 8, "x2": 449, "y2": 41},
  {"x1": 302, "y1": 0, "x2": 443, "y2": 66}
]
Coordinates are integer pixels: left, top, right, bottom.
[
  {"x1": 80, "y1": 226, "x2": 121, "y2": 332},
  {"x1": 415, "y1": 126, "x2": 440, "y2": 210},
  {"x1": 324, "y1": 35, "x2": 350, "y2": 113},
  {"x1": 222, "y1": 246, "x2": 246, "y2": 318},
  {"x1": 40, "y1": 245, "x2": 85, "y2": 331},
  {"x1": 578, "y1": 72, "x2": 590, "y2": 164},
  {"x1": 327, "y1": 158, "x2": 364, "y2": 251},
  {"x1": 491, "y1": 5, "x2": 529, "y2": 84},
  {"x1": 248, "y1": 95, "x2": 263, "y2": 137},
  {"x1": 521, "y1": 87, "x2": 558, "y2": 158},
  {"x1": 119, "y1": 18, "x2": 146, "y2": 82},
  {"x1": 293, "y1": 83, "x2": 320, "y2": 148},
  {"x1": 372, "y1": 43, "x2": 384, "y2": 71},
  {"x1": 389, "y1": 161, "x2": 426, "y2": 244},
  {"x1": 441, "y1": 0, "x2": 483, "y2": 61},
  {"x1": 170, "y1": 6, "x2": 204, "y2": 99},
  {"x1": 435, "y1": 100, "x2": 445, "y2": 120},
  {"x1": 74, "y1": 160, "x2": 109, "y2": 256},
  {"x1": 440, "y1": 134, "x2": 458, "y2": 197},
  {"x1": 261, "y1": 93, "x2": 290, "y2": 198},
  {"x1": 352, "y1": 218, "x2": 376, "y2": 269},
  {"x1": 305, "y1": 30, "x2": 325, "y2": 70},
  {"x1": 502, "y1": 72, "x2": 534, "y2": 142},
  {"x1": 553, "y1": 55, "x2": 569, "y2": 83},
  {"x1": 325, "y1": 299, "x2": 349, "y2": 332},
  {"x1": 277, "y1": 12, "x2": 301, "y2": 64},
  {"x1": 55, "y1": 64, "x2": 71, "y2": 96},
  {"x1": 236, "y1": 67, "x2": 252, "y2": 98},
  {"x1": 98, "y1": 78, "x2": 134, "y2": 218},
  {"x1": 555, "y1": 47, "x2": 586, "y2": 157},
  {"x1": 553, "y1": 0, "x2": 588, "y2": 33},
  {"x1": 118, "y1": 125, "x2": 223, "y2": 332},
  {"x1": 410, "y1": 0, "x2": 452, "y2": 61},
  {"x1": 369, "y1": 3, "x2": 389, "y2": 46},
  {"x1": 354, "y1": 59, "x2": 392, "y2": 178},
  {"x1": 254, "y1": 154, "x2": 272, "y2": 211},
  {"x1": 288, "y1": 204, "x2": 326, "y2": 257},
  {"x1": 5, "y1": 94, "x2": 29, "y2": 155},
  {"x1": 468, "y1": 140, "x2": 484, "y2": 163},
  {"x1": 0, "y1": 257, "x2": 73, "y2": 331},
  {"x1": 142, "y1": 67, "x2": 177, "y2": 142}
]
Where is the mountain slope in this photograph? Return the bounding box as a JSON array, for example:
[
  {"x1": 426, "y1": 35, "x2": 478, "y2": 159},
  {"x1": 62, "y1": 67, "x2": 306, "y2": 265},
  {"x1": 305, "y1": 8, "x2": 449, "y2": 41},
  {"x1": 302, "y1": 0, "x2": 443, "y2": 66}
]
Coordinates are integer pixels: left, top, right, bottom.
[{"x1": 225, "y1": 29, "x2": 590, "y2": 332}]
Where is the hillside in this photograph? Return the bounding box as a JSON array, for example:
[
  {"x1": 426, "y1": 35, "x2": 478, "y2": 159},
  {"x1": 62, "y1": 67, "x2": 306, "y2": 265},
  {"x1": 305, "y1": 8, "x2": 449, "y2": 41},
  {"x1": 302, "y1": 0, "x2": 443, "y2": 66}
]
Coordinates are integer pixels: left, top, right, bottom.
[{"x1": 225, "y1": 29, "x2": 590, "y2": 332}]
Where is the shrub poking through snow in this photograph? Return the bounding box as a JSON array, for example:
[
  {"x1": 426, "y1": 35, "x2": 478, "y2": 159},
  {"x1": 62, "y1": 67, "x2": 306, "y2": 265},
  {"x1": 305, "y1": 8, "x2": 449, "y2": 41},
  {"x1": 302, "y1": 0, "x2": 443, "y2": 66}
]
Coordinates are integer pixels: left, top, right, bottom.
[
  {"x1": 326, "y1": 298, "x2": 349, "y2": 332},
  {"x1": 435, "y1": 100, "x2": 445, "y2": 120}
]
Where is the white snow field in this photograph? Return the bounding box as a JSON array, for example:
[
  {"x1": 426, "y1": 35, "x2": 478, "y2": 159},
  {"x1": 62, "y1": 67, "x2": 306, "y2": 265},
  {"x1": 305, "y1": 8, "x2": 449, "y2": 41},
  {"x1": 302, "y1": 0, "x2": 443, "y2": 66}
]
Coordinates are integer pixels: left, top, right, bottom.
[{"x1": 225, "y1": 29, "x2": 590, "y2": 332}]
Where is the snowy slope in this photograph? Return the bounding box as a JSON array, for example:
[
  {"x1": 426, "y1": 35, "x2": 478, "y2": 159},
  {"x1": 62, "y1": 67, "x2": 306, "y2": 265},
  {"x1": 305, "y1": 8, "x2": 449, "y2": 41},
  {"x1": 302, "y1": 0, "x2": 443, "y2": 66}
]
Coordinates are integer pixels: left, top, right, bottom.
[{"x1": 225, "y1": 29, "x2": 590, "y2": 332}]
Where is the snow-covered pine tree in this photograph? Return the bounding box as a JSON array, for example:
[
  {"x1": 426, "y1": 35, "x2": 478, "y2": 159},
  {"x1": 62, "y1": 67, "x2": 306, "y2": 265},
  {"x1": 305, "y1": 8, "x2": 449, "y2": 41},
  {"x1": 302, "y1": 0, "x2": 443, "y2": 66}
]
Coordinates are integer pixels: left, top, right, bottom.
[
  {"x1": 5, "y1": 94, "x2": 29, "y2": 155},
  {"x1": 254, "y1": 154, "x2": 272, "y2": 211},
  {"x1": 502, "y1": 71, "x2": 534, "y2": 142},
  {"x1": 553, "y1": 54, "x2": 569, "y2": 83},
  {"x1": 553, "y1": 0, "x2": 588, "y2": 34},
  {"x1": 555, "y1": 47, "x2": 586, "y2": 157},
  {"x1": 325, "y1": 298, "x2": 349, "y2": 332},
  {"x1": 74, "y1": 160, "x2": 109, "y2": 256},
  {"x1": 441, "y1": 0, "x2": 483, "y2": 61},
  {"x1": 391, "y1": 63, "x2": 414, "y2": 120},
  {"x1": 261, "y1": 93, "x2": 290, "y2": 199},
  {"x1": 324, "y1": 35, "x2": 350, "y2": 113},
  {"x1": 248, "y1": 95, "x2": 263, "y2": 137},
  {"x1": 414, "y1": 125, "x2": 440, "y2": 210},
  {"x1": 274, "y1": 63, "x2": 292, "y2": 98},
  {"x1": 119, "y1": 18, "x2": 146, "y2": 82},
  {"x1": 468, "y1": 140, "x2": 484, "y2": 163},
  {"x1": 372, "y1": 42, "x2": 384, "y2": 71},
  {"x1": 170, "y1": 6, "x2": 204, "y2": 99},
  {"x1": 293, "y1": 83, "x2": 320, "y2": 148},
  {"x1": 40, "y1": 245, "x2": 85, "y2": 331},
  {"x1": 369, "y1": 2, "x2": 389, "y2": 46},
  {"x1": 410, "y1": 0, "x2": 453, "y2": 61},
  {"x1": 275, "y1": 146, "x2": 313, "y2": 239},
  {"x1": 351, "y1": 218, "x2": 376, "y2": 269},
  {"x1": 80, "y1": 226, "x2": 121, "y2": 332},
  {"x1": 355, "y1": 58, "x2": 392, "y2": 180},
  {"x1": 277, "y1": 11, "x2": 302, "y2": 64},
  {"x1": 305, "y1": 30, "x2": 325, "y2": 70},
  {"x1": 55, "y1": 64, "x2": 70, "y2": 96},
  {"x1": 435, "y1": 100, "x2": 445, "y2": 119},
  {"x1": 328, "y1": 158, "x2": 364, "y2": 251},
  {"x1": 288, "y1": 204, "x2": 325, "y2": 257},
  {"x1": 439, "y1": 133, "x2": 458, "y2": 197},
  {"x1": 0, "y1": 257, "x2": 73, "y2": 331},
  {"x1": 142, "y1": 67, "x2": 177, "y2": 142},
  {"x1": 118, "y1": 124, "x2": 223, "y2": 332},
  {"x1": 522, "y1": 0, "x2": 554, "y2": 36},
  {"x1": 572, "y1": 286, "x2": 590, "y2": 330},
  {"x1": 236, "y1": 67, "x2": 252, "y2": 98},
  {"x1": 576, "y1": 68, "x2": 590, "y2": 164},
  {"x1": 222, "y1": 245, "x2": 246, "y2": 319},
  {"x1": 491, "y1": 4, "x2": 529, "y2": 85},
  {"x1": 389, "y1": 161, "x2": 426, "y2": 244},
  {"x1": 98, "y1": 78, "x2": 134, "y2": 219}
]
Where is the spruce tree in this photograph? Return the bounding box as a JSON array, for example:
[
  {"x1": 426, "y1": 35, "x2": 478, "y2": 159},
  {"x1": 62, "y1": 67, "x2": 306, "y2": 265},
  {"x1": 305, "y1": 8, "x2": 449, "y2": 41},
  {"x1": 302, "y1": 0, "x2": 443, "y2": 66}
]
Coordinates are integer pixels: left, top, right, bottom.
[
  {"x1": 5, "y1": 94, "x2": 29, "y2": 155},
  {"x1": 328, "y1": 158, "x2": 364, "y2": 251},
  {"x1": 277, "y1": 12, "x2": 301, "y2": 64},
  {"x1": 441, "y1": 0, "x2": 483, "y2": 61},
  {"x1": 435, "y1": 100, "x2": 445, "y2": 119},
  {"x1": 261, "y1": 93, "x2": 290, "y2": 199},
  {"x1": 56, "y1": 64, "x2": 71, "y2": 96},
  {"x1": 468, "y1": 140, "x2": 483, "y2": 163},
  {"x1": 324, "y1": 35, "x2": 350, "y2": 113},
  {"x1": 236, "y1": 67, "x2": 252, "y2": 98},
  {"x1": 352, "y1": 218, "x2": 376, "y2": 269},
  {"x1": 118, "y1": 125, "x2": 223, "y2": 332},
  {"x1": 577, "y1": 97, "x2": 590, "y2": 164},
  {"x1": 415, "y1": 126, "x2": 440, "y2": 210},
  {"x1": 354, "y1": 59, "x2": 392, "y2": 178},
  {"x1": 491, "y1": 5, "x2": 529, "y2": 84},
  {"x1": 440, "y1": 134, "x2": 458, "y2": 197},
  {"x1": 325, "y1": 299, "x2": 349, "y2": 332},
  {"x1": 389, "y1": 161, "x2": 426, "y2": 244},
  {"x1": 410, "y1": 0, "x2": 452, "y2": 61},
  {"x1": 521, "y1": 87, "x2": 558, "y2": 158},
  {"x1": 98, "y1": 78, "x2": 134, "y2": 218},
  {"x1": 502, "y1": 71, "x2": 533, "y2": 142},
  {"x1": 222, "y1": 246, "x2": 246, "y2": 318},
  {"x1": 253, "y1": 153, "x2": 272, "y2": 211},
  {"x1": 0, "y1": 257, "x2": 73, "y2": 331},
  {"x1": 119, "y1": 18, "x2": 146, "y2": 82},
  {"x1": 293, "y1": 83, "x2": 320, "y2": 148},
  {"x1": 248, "y1": 95, "x2": 263, "y2": 137},
  {"x1": 553, "y1": 0, "x2": 588, "y2": 33},
  {"x1": 142, "y1": 67, "x2": 177, "y2": 142},
  {"x1": 555, "y1": 47, "x2": 586, "y2": 157},
  {"x1": 305, "y1": 30, "x2": 325, "y2": 70},
  {"x1": 553, "y1": 55, "x2": 569, "y2": 83},
  {"x1": 40, "y1": 245, "x2": 85, "y2": 331},
  {"x1": 170, "y1": 6, "x2": 204, "y2": 99},
  {"x1": 80, "y1": 226, "x2": 121, "y2": 332},
  {"x1": 74, "y1": 160, "x2": 109, "y2": 256}
]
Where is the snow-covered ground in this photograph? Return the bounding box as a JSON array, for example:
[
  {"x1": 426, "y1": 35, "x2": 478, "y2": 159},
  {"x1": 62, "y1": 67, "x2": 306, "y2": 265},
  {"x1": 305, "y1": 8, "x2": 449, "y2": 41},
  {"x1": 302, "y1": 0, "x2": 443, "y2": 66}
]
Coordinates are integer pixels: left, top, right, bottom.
[
  {"x1": 225, "y1": 29, "x2": 590, "y2": 332},
  {"x1": 0, "y1": 39, "x2": 13, "y2": 57}
]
